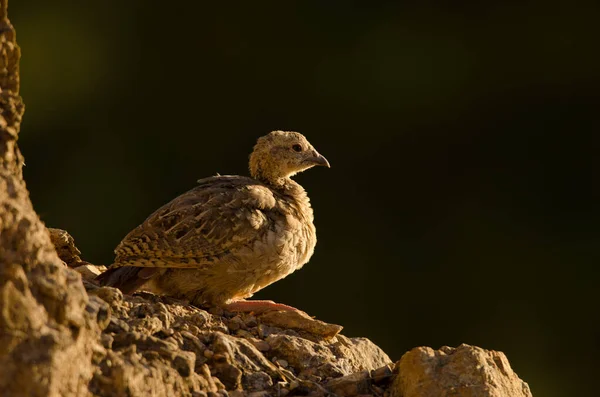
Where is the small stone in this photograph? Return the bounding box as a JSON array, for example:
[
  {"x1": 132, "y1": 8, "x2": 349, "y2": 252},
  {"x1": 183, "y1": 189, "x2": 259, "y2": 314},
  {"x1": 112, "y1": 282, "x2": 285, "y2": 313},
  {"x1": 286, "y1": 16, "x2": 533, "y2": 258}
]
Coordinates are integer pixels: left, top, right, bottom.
[
  {"x1": 74, "y1": 264, "x2": 106, "y2": 280},
  {"x1": 371, "y1": 364, "x2": 393, "y2": 384},
  {"x1": 249, "y1": 339, "x2": 270, "y2": 352},
  {"x1": 156, "y1": 327, "x2": 175, "y2": 337},
  {"x1": 209, "y1": 306, "x2": 225, "y2": 317},
  {"x1": 228, "y1": 316, "x2": 245, "y2": 331},
  {"x1": 100, "y1": 333, "x2": 113, "y2": 349},
  {"x1": 214, "y1": 363, "x2": 242, "y2": 390},
  {"x1": 172, "y1": 352, "x2": 195, "y2": 377},
  {"x1": 212, "y1": 353, "x2": 228, "y2": 364},
  {"x1": 258, "y1": 310, "x2": 343, "y2": 338},
  {"x1": 325, "y1": 371, "x2": 370, "y2": 396},
  {"x1": 105, "y1": 317, "x2": 130, "y2": 333},
  {"x1": 244, "y1": 315, "x2": 258, "y2": 327},
  {"x1": 188, "y1": 311, "x2": 211, "y2": 328},
  {"x1": 88, "y1": 286, "x2": 124, "y2": 308},
  {"x1": 289, "y1": 380, "x2": 300, "y2": 390},
  {"x1": 204, "y1": 349, "x2": 214, "y2": 359},
  {"x1": 257, "y1": 324, "x2": 278, "y2": 339},
  {"x1": 243, "y1": 371, "x2": 273, "y2": 392},
  {"x1": 235, "y1": 329, "x2": 254, "y2": 339},
  {"x1": 275, "y1": 359, "x2": 288, "y2": 368},
  {"x1": 86, "y1": 295, "x2": 111, "y2": 330},
  {"x1": 47, "y1": 228, "x2": 86, "y2": 267}
]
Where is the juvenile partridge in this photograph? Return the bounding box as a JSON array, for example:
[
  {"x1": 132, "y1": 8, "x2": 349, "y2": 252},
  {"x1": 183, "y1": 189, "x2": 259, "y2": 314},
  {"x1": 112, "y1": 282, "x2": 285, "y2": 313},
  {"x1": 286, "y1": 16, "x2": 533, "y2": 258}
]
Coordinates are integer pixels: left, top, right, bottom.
[{"x1": 97, "y1": 131, "x2": 329, "y2": 313}]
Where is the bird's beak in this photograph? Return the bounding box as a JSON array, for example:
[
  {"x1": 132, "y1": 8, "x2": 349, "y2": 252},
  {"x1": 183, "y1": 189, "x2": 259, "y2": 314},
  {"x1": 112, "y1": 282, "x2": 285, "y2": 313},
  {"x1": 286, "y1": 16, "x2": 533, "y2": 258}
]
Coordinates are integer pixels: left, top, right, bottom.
[{"x1": 307, "y1": 151, "x2": 330, "y2": 168}]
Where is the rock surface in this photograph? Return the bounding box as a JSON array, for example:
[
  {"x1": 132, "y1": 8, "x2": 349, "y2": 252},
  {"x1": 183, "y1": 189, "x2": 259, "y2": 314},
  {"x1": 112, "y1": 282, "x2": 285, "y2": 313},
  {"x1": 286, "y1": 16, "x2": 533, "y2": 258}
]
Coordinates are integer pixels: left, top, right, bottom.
[
  {"x1": 48, "y1": 227, "x2": 90, "y2": 268},
  {"x1": 54, "y1": 228, "x2": 530, "y2": 397},
  {"x1": 0, "y1": 5, "x2": 104, "y2": 396},
  {"x1": 4, "y1": 220, "x2": 537, "y2": 396},
  {"x1": 392, "y1": 344, "x2": 533, "y2": 397},
  {"x1": 5, "y1": 219, "x2": 537, "y2": 397},
  {"x1": 84, "y1": 279, "x2": 392, "y2": 396}
]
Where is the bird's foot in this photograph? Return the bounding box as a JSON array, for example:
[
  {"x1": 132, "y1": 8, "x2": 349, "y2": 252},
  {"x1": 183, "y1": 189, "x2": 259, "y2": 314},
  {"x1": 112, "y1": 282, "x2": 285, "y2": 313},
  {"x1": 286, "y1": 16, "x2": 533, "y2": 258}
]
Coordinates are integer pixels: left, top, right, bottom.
[{"x1": 223, "y1": 299, "x2": 302, "y2": 314}]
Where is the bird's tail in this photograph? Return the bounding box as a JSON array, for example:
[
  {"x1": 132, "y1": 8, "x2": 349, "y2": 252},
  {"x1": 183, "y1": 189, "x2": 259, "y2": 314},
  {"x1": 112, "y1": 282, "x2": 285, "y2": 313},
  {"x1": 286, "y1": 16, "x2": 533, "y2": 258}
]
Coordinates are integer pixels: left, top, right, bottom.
[{"x1": 95, "y1": 266, "x2": 153, "y2": 294}]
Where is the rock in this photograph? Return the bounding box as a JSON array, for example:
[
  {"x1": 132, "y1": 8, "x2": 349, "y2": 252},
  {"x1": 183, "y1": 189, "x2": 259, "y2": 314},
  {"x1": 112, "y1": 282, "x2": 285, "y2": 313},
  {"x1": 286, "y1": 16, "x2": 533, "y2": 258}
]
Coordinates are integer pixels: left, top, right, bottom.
[
  {"x1": 370, "y1": 364, "x2": 393, "y2": 384},
  {"x1": 47, "y1": 228, "x2": 89, "y2": 268},
  {"x1": 243, "y1": 371, "x2": 273, "y2": 392},
  {"x1": 172, "y1": 351, "x2": 197, "y2": 377},
  {"x1": 325, "y1": 371, "x2": 370, "y2": 396},
  {"x1": 266, "y1": 333, "x2": 392, "y2": 379},
  {"x1": 1, "y1": 227, "x2": 102, "y2": 397},
  {"x1": 332, "y1": 335, "x2": 393, "y2": 375},
  {"x1": 74, "y1": 263, "x2": 107, "y2": 280},
  {"x1": 214, "y1": 363, "x2": 243, "y2": 390},
  {"x1": 89, "y1": 348, "x2": 210, "y2": 396},
  {"x1": 324, "y1": 364, "x2": 393, "y2": 396},
  {"x1": 392, "y1": 344, "x2": 533, "y2": 397},
  {"x1": 86, "y1": 294, "x2": 111, "y2": 331},
  {"x1": 258, "y1": 310, "x2": 343, "y2": 338},
  {"x1": 83, "y1": 283, "x2": 395, "y2": 395},
  {"x1": 3, "y1": 229, "x2": 535, "y2": 397},
  {"x1": 249, "y1": 339, "x2": 270, "y2": 352},
  {"x1": 210, "y1": 332, "x2": 280, "y2": 379},
  {"x1": 228, "y1": 316, "x2": 246, "y2": 332}
]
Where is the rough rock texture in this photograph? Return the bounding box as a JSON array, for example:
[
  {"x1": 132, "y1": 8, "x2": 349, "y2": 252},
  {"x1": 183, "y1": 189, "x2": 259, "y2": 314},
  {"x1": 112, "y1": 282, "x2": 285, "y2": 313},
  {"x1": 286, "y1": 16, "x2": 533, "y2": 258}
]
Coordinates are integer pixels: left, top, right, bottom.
[
  {"x1": 48, "y1": 227, "x2": 90, "y2": 268},
  {"x1": 392, "y1": 344, "x2": 533, "y2": 397},
  {"x1": 84, "y1": 279, "x2": 392, "y2": 396},
  {"x1": 0, "y1": 1, "x2": 534, "y2": 395},
  {"x1": 0, "y1": 1, "x2": 103, "y2": 396}
]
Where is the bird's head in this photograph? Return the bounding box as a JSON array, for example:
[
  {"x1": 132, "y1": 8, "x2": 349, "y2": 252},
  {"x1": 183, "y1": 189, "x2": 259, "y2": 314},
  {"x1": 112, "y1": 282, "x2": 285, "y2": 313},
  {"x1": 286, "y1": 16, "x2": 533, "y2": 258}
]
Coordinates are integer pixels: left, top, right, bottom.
[{"x1": 249, "y1": 131, "x2": 330, "y2": 184}]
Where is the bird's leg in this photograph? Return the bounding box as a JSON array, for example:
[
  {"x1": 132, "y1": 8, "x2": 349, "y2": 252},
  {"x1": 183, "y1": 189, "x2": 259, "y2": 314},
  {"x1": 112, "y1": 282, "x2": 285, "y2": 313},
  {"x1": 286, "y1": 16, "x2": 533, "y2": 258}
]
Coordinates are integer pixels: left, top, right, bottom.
[{"x1": 223, "y1": 299, "x2": 301, "y2": 314}]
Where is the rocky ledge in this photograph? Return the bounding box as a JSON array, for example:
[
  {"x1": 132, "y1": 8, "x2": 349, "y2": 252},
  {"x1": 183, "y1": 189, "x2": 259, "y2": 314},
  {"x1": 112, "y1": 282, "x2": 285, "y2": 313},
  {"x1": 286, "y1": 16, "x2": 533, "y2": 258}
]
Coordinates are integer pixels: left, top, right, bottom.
[{"x1": 37, "y1": 229, "x2": 533, "y2": 397}]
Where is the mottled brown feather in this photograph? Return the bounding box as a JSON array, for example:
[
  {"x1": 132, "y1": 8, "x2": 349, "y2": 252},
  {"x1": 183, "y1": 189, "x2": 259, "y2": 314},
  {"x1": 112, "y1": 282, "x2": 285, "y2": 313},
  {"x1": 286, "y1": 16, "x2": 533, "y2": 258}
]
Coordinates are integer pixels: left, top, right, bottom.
[
  {"x1": 97, "y1": 131, "x2": 329, "y2": 307},
  {"x1": 113, "y1": 176, "x2": 277, "y2": 268}
]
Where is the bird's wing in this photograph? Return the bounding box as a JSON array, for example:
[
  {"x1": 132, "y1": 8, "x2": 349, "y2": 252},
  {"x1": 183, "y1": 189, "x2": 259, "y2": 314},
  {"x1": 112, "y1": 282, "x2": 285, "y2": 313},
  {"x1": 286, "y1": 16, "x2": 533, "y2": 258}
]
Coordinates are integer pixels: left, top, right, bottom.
[{"x1": 113, "y1": 176, "x2": 277, "y2": 268}]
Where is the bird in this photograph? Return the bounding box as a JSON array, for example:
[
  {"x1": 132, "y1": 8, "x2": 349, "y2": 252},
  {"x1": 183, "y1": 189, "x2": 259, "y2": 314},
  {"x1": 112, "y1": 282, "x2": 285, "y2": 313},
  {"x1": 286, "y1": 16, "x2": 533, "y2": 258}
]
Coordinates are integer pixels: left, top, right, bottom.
[{"x1": 96, "y1": 131, "x2": 330, "y2": 313}]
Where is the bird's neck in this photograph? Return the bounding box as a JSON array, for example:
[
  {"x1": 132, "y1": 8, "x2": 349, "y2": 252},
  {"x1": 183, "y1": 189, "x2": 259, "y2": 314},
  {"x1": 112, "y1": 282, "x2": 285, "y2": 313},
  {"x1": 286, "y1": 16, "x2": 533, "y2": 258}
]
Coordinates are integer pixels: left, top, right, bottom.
[
  {"x1": 250, "y1": 161, "x2": 285, "y2": 186},
  {"x1": 265, "y1": 177, "x2": 313, "y2": 224},
  {"x1": 276, "y1": 179, "x2": 311, "y2": 209},
  {"x1": 251, "y1": 165, "x2": 289, "y2": 190},
  {"x1": 259, "y1": 175, "x2": 297, "y2": 192},
  {"x1": 250, "y1": 166, "x2": 308, "y2": 203}
]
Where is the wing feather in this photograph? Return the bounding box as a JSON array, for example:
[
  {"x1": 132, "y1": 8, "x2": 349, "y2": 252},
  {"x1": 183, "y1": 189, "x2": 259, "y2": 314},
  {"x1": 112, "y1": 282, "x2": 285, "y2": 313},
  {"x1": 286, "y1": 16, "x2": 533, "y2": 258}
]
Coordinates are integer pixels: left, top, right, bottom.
[{"x1": 113, "y1": 176, "x2": 277, "y2": 268}]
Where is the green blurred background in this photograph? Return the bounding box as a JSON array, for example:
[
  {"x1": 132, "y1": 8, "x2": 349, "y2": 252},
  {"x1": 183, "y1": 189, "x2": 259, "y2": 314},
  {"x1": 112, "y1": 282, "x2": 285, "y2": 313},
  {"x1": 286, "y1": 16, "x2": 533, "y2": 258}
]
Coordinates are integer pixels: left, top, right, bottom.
[{"x1": 12, "y1": 1, "x2": 599, "y2": 396}]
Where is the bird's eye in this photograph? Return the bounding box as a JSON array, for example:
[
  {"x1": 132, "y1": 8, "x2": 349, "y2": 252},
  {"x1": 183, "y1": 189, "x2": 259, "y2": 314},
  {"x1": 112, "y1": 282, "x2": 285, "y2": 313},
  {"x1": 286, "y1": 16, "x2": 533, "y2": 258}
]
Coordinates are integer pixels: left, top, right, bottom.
[{"x1": 292, "y1": 144, "x2": 303, "y2": 152}]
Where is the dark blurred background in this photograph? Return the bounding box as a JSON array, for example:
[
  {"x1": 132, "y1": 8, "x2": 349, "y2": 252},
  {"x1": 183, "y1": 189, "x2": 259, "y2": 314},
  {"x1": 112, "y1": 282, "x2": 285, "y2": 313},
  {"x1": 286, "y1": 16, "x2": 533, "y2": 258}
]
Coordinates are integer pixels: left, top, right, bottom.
[{"x1": 12, "y1": 1, "x2": 599, "y2": 395}]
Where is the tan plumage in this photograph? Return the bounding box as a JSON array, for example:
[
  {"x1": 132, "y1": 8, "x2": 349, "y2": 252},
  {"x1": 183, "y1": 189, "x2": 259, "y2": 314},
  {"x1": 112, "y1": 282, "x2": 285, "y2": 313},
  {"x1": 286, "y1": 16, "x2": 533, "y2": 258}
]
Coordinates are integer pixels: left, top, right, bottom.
[{"x1": 97, "y1": 131, "x2": 329, "y2": 309}]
